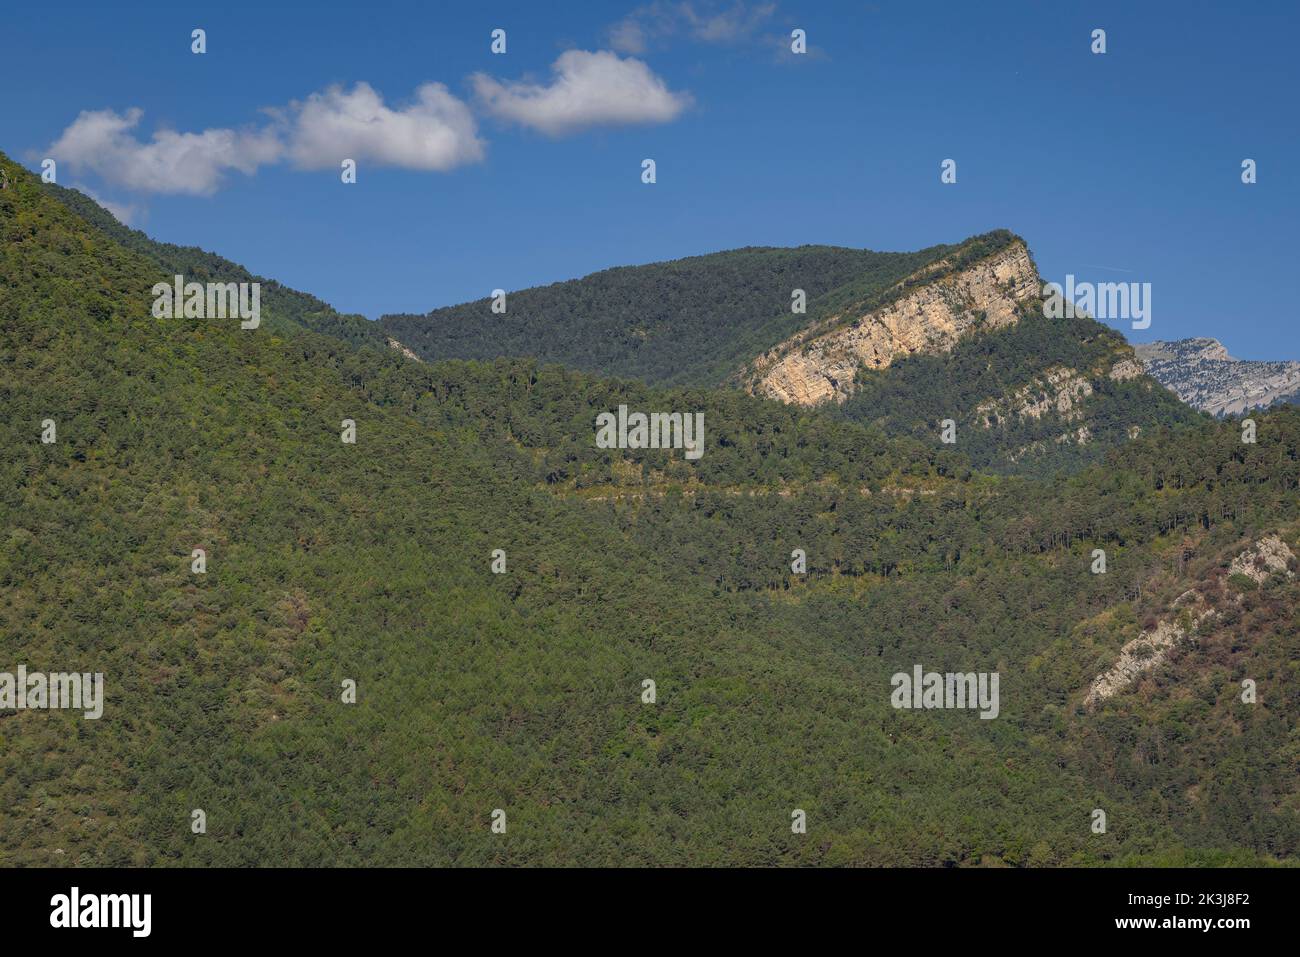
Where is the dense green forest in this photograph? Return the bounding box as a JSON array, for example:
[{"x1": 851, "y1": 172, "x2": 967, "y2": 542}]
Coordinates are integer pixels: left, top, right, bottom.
[
  {"x1": 2, "y1": 155, "x2": 1297, "y2": 866},
  {"x1": 379, "y1": 239, "x2": 968, "y2": 387},
  {"x1": 837, "y1": 307, "x2": 1205, "y2": 475},
  {"x1": 380, "y1": 226, "x2": 1199, "y2": 475},
  {"x1": 39, "y1": 180, "x2": 390, "y2": 352}
]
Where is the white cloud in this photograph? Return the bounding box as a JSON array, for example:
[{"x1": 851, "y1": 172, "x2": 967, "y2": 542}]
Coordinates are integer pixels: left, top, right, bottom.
[
  {"x1": 472, "y1": 50, "x2": 692, "y2": 137},
  {"x1": 47, "y1": 108, "x2": 282, "y2": 196},
  {"x1": 281, "y1": 82, "x2": 484, "y2": 171},
  {"x1": 46, "y1": 82, "x2": 483, "y2": 195},
  {"x1": 608, "y1": 1, "x2": 777, "y2": 53}
]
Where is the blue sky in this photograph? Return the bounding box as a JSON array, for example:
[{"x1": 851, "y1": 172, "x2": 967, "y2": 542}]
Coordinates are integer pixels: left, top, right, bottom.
[{"x1": 2, "y1": 1, "x2": 1295, "y2": 358}]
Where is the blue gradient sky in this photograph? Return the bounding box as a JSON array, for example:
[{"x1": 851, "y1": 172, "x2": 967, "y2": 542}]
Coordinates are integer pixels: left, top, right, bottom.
[{"x1": 2, "y1": 1, "x2": 1295, "y2": 357}]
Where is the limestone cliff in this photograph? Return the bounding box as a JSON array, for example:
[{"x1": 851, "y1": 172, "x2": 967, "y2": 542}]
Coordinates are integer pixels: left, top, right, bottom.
[{"x1": 746, "y1": 241, "x2": 1041, "y2": 406}]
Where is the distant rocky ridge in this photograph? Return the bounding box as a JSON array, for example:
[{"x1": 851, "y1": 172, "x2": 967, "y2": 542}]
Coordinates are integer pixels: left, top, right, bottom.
[{"x1": 1134, "y1": 338, "x2": 1300, "y2": 417}]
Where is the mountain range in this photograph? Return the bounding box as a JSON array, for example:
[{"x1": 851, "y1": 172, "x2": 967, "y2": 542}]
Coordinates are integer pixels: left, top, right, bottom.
[
  {"x1": 1135, "y1": 338, "x2": 1300, "y2": 417},
  {"x1": 381, "y1": 229, "x2": 1199, "y2": 475},
  {"x1": 3, "y1": 150, "x2": 1298, "y2": 867}
]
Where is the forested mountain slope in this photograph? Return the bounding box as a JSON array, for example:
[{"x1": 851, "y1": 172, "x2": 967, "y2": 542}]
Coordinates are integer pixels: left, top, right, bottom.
[
  {"x1": 835, "y1": 311, "x2": 1202, "y2": 475},
  {"x1": 49, "y1": 183, "x2": 1200, "y2": 478},
  {"x1": 379, "y1": 240, "x2": 962, "y2": 387},
  {"x1": 2, "y1": 151, "x2": 1296, "y2": 867},
  {"x1": 382, "y1": 229, "x2": 1201, "y2": 475},
  {"x1": 39, "y1": 180, "x2": 391, "y2": 352}
]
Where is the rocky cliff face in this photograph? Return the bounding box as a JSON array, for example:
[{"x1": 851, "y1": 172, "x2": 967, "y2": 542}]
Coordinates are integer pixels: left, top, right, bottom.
[
  {"x1": 745, "y1": 241, "x2": 1041, "y2": 405},
  {"x1": 1134, "y1": 338, "x2": 1300, "y2": 416}
]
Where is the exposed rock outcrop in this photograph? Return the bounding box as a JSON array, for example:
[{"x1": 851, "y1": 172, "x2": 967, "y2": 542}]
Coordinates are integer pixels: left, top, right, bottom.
[
  {"x1": 1084, "y1": 535, "x2": 1296, "y2": 708},
  {"x1": 746, "y1": 241, "x2": 1040, "y2": 406},
  {"x1": 1134, "y1": 338, "x2": 1300, "y2": 416},
  {"x1": 1084, "y1": 611, "x2": 1211, "y2": 710},
  {"x1": 1108, "y1": 357, "x2": 1143, "y2": 381},
  {"x1": 1056, "y1": 425, "x2": 1091, "y2": 445},
  {"x1": 974, "y1": 366, "x2": 1094, "y2": 428},
  {"x1": 1229, "y1": 534, "x2": 1295, "y2": 583},
  {"x1": 387, "y1": 337, "x2": 423, "y2": 362}
]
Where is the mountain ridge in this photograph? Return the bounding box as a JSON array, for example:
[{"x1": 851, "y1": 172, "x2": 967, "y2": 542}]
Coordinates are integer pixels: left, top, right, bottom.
[
  {"x1": 379, "y1": 236, "x2": 969, "y2": 388},
  {"x1": 1135, "y1": 337, "x2": 1300, "y2": 416},
  {"x1": 743, "y1": 238, "x2": 1041, "y2": 405},
  {"x1": 375, "y1": 227, "x2": 1200, "y2": 475}
]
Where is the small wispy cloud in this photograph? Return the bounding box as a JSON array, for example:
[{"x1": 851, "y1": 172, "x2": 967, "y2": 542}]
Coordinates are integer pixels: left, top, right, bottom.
[
  {"x1": 472, "y1": 50, "x2": 692, "y2": 137},
  {"x1": 607, "y1": 1, "x2": 778, "y2": 53},
  {"x1": 683, "y1": 0, "x2": 778, "y2": 42}
]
